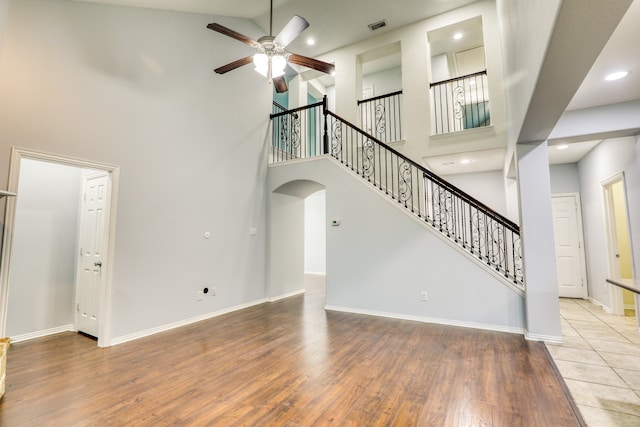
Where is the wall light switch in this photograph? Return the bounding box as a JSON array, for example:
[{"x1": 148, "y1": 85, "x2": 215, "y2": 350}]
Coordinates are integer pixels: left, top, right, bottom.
[{"x1": 249, "y1": 228, "x2": 257, "y2": 236}]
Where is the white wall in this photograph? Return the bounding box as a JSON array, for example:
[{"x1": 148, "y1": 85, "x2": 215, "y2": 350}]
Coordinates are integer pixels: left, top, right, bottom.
[
  {"x1": 577, "y1": 136, "x2": 640, "y2": 308},
  {"x1": 269, "y1": 192, "x2": 305, "y2": 298},
  {"x1": 269, "y1": 158, "x2": 525, "y2": 333},
  {"x1": 495, "y1": 0, "x2": 561, "y2": 144},
  {"x1": 442, "y1": 170, "x2": 508, "y2": 217},
  {"x1": 549, "y1": 163, "x2": 581, "y2": 194},
  {"x1": 0, "y1": 0, "x2": 270, "y2": 342},
  {"x1": 362, "y1": 67, "x2": 402, "y2": 98},
  {"x1": 304, "y1": 190, "x2": 326, "y2": 274},
  {"x1": 6, "y1": 159, "x2": 83, "y2": 336},
  {"x1": 319, "y1": 0, "x2": 510, "y2": 163}
]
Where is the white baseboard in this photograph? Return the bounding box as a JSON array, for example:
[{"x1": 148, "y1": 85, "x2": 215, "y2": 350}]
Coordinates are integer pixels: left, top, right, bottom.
[
  {"x1": 110, "y1": 299, "x2": 268, "y2": 346},
  {"x1": 525, "y1": 332, "x2": 563, "y2": 343},
  {"x1": 10, "y1": 324, "x2": 76, "y2": 343},
  {"x1": 324, "y1": 305, "x2": 525, "y2": 336},
  {"x1": 267, "y1": 289, "x2": 305, "y2": 302},
  {"x1": 304, "y1": 272, "x2": 326, "y2": 276}
]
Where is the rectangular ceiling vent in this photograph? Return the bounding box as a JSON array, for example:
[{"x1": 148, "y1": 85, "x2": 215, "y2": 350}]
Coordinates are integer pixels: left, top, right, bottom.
[{"x1": 368, "y1": 20, "x2": 387, "y2": 31}]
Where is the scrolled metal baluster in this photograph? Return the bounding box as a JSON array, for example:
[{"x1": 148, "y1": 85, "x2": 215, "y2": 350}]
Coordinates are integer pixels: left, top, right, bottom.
[
  {"x1": 398, "y1": 161, "x2": 412, "y2": 205},
  {"x1": 375, "y1": 103, "x2": 386, "y2": 138},
  {"x1": 331, "y1": 120, "x2": 342, "y2": 159}
]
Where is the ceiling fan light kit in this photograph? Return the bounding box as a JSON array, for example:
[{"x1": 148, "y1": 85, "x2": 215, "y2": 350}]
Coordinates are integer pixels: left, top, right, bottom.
[{"x1": 207, "y1": 0, "x2": 334, "y2": 93}]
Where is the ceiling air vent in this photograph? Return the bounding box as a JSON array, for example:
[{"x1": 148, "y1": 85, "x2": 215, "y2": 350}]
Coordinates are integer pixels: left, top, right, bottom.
[{"x1": 368, "y1": 20, "x2": 387, "y2": 31}]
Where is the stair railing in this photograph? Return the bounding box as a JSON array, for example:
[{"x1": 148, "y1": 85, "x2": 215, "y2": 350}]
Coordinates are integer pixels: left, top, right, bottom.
[
  {"x1": 430, "y1": 70, "x2": 490, "y2": 135},
  {"x1": 270, "y1": 97, "x2": 523, "y2": 289},
  {"x1": 357, "y1": 90, "x2": 403, "y2": 143}
]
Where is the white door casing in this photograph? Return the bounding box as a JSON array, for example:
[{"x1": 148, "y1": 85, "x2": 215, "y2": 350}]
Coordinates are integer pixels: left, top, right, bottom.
[
  {"x1": 0, "y1": 148, "x2": 119, "y2": 347},
  {"x1": 552, "y1": 194, "x2": 588, "y2": 299},
  {"x1": 602, "y1": 173, "x2": 636, "y2": 317},
  {"x1": 75, "y1": 173, "x2": 109, "y2": 337}
]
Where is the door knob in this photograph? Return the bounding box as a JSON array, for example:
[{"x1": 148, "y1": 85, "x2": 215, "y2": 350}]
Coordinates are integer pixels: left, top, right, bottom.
[{"x1": 94, "y1": 261, "x2": 102, "y2": 267}]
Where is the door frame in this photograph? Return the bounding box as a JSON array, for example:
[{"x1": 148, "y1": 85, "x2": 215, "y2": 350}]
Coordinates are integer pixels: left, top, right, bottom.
[
  {"x1": 552, "y1": 192, "x2": 589, "y2": 299},
  {"x1": 602, "y1": 172, "x2": 636, "y2": 316},
  {"x1": 0, "y1": 148, "x2": 120, "y2": 347}
]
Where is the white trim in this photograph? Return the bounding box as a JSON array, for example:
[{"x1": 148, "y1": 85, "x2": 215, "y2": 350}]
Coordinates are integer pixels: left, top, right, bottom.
[
  {"x1": 10, "y1": 324, "x2": 76, "y2": 343},
  {"x1": 267, "y1": 289, "x2": 305, "y2": 302},
  {"x1": 110, "y1": 298, "x2": 268, "y2": 346},
  {"x1": 0, "y1": 148, "x2": 120, "y2": 348},
  {"x1": 325, "y1": 305, "x2": 525, "y2": 336},
  {"x1": 524, "y1": 332, "x2": 563, "y2": 343},
  {"x1": 304, "y1": 271, "x2": 327, "y2": 276},
  {"x1": 601, "y1": 172, "x2": 635, "y2": 316}
]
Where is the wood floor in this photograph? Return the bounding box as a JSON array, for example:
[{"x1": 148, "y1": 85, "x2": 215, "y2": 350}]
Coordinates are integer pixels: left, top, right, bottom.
[{"x1": 1, "y1": 276, "x2": 584, "y2": 426}]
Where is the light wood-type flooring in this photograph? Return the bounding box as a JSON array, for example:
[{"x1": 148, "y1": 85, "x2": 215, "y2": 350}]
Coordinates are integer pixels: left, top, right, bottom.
[{"x1": 1, "y1": 275, "x2": 584, "y2": 426}]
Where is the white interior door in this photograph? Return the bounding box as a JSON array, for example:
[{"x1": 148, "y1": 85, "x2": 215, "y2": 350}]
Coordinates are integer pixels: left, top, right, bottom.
[
  {"x1": 552, "y1": 194, "x2": 587, "y2": 298},
  {"x1": 76, "y1": 172, "x2": 109, "y2": 337}
]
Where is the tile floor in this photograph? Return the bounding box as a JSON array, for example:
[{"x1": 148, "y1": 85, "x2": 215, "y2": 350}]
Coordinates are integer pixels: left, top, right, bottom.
[{"x1": 547, "y1": 298, "x2": 640, "y2": 426}]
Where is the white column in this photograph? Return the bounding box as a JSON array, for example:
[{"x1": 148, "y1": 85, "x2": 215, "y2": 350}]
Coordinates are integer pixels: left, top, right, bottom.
[
  {"x1": 288, "y1": 75, "x2": 308, "y2": 109},
  {"x1": 333, "y1": 52, "x2": 360, "y2": 124},
  {"x1": 401, "y1": 32, "x2": 431, "y2": 153},
  {"x1": 516, "y1": 141, "x2": 561, "y2": 341}
]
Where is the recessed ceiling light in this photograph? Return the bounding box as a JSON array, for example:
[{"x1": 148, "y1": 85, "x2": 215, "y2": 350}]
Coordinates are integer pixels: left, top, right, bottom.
[
  {"x1": 454, "y1": 33, "x2": 463, "y2": 40},
  {"x1": 605, "y1": 71, "x2": 629, "y2": 81},
  {"x1": 460, "y1": 158, "x2": 471, "y2": 164},
  {"x1": 306, "y1": 38, "x2": 315, "y2": 46},
  {"x1": 557, "y1": 144, "x2": 569, "y2": 150}
]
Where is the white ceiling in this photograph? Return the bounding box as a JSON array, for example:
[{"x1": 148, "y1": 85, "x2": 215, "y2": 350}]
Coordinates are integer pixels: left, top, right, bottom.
[{"x1": 73, "y1": 0, "x2": 640, "y2": 172}]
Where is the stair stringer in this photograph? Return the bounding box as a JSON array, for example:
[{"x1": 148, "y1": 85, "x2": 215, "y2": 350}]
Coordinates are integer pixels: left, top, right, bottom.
[{"x1": 268, "y1": 156, "x2": 526, "y2": 335}]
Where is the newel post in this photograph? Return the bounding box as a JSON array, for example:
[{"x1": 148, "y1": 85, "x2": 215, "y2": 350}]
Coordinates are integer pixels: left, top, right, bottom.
[{"x1": 322, "y1": 95, "x2": 329, "y2": 155}]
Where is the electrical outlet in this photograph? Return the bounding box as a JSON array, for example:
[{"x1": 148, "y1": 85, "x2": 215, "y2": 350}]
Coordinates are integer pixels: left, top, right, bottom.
[
  {"x1": 196, "y1": 291, "x2": 204, "y2": 301},
  {"x1": 420, "y1": 291, "x2": 428, "y2": 301},
  {"x1": 211, "y1": 287, "x2": 216, "y2": 296}
]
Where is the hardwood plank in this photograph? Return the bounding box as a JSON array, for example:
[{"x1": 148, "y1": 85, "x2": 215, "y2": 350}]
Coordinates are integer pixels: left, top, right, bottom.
[{"x1": 0, "y1": 276, "x2": 584, "y2": 426}]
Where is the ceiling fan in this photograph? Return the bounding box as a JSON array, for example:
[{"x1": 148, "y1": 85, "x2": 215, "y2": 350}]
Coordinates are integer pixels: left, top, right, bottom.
[{"x1": 207, "y1": 0, "x2": 335, "y2": 93}]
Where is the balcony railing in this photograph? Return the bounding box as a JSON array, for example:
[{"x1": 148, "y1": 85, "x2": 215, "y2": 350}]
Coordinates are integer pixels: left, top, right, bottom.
[
  {"x1": 270, "y1": 101, "x2": 323, "y2": 163},
  {"x1": 430, "y1": 70, "x2": 490, "y2": 135},
  {"x1": 357, "y1": 90, "x2": 403, "y2": 143}
]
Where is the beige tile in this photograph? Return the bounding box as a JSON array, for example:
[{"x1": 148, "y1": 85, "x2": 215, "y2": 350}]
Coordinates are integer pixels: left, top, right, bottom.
[
  {"x1": 588, "y1": 339, "x2": 640, "y2": 357},
  {"x1": 577, "y1": 328, "x2": 630, "y2": 342},
  {"x1": 609, "y1": 323, "x2": 640, "y2": 334},
  {"x1": 565, "y1": 379, "x2": 640, "y2": 416},
  {"x1": 569, "y1": 319, "x2": 613, "y2": 331},
  {"x1": 562, "y1": 326, "x2": 580, "y2": 337},
  {"x1": 620, "y1": 333, "x2": 640, "y2": 345},
  {"x1": 595, "y1": 314, "x2": 637, "y2": 326},
  {"x1": 559, "y1": 335, "x2": 593, "y2": 349},
  {"x1": 562, "y1": 311, "x2": 601, "y2": 322},
  {"x1": 599, "y1": 352, "x2": 640, "y2": 371},
  {"x1": 578, "y1": 405, "x2": 640, "y2": 427},
  {"x1": 554, "y1": 360, "x2": 627, "y2": 387},
  {"x1": 615, "y1": 368, "x2": 640, "y2": 391},
  {"x1": 548, "y1": 346, "x2": 607, "y2": 366}
]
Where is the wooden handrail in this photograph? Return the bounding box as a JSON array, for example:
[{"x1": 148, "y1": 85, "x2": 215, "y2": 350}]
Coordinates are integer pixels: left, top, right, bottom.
[
  {"x1": 430, "y1": 70, "x2": 487, "y2": 88},
  {"x1": 357, "y1": 90, "x2": 403, "y2": 105}
]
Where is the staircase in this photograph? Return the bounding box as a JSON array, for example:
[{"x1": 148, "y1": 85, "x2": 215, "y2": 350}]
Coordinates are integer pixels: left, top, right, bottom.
[{"x1": 269, "y1": 97, "x2": 523, "y2": 290}]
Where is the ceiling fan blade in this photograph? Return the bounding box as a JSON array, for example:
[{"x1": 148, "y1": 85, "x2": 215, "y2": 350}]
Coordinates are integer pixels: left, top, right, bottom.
[
  {"x1": 207, "y1": 23, "x2": 260, "y2": 48},
  {"x1": 274, "y1": 15, "x2": 309, "y2": 48},
  {"x1": 214, "y1": 56, "x2": 254, "y2": 74},
  {"x1": 273, "y1": 76, "x2": 288, "y2": 93},
  {"x1": 288, "y1": 54, "x2": 335, "y2": 75}
]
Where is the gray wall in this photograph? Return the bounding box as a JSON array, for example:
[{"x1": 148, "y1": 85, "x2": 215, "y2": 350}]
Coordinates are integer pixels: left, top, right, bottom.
[
  {"x1": 442, "y1": 170, "x2": 508, "y2": 217},
  {"x1": 0, "y1": 0, "x2": 270, "y2": 341},
  {"x1": 269, "y1": 158, "x2": 525, "y2": 332},
  {"x1": 6, "y1": 159, "x2": 83, "y2": 336},
  {"x1": 577, "y1": 136, "x2": 640, "y2": 308},
  {"x1": 549, "y1": 163, "x2": 581, "y2": 194}
]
